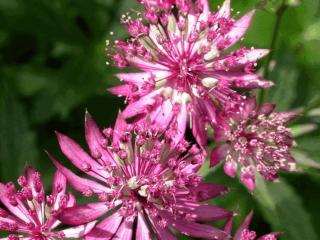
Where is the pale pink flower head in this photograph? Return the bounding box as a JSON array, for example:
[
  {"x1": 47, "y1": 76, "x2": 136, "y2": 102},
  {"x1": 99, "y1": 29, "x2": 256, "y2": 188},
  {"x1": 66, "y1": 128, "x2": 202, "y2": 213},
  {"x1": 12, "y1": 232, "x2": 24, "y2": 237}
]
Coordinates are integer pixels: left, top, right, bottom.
[
  {"x1": 50, "y1": 112, "x2": 232, "y2": 240},
  {"x1": 108, "y1": 0, "x2": 272, "y2": 145},
  {"x1": 225, "y1": 211, "x2": 279, "y2": 240},
  {"x1": 211, "y1": 97, "x2": 297, "y2": 190},
  {"x1": 0, "y1": 166, "x2": 96, "y2": 239}
]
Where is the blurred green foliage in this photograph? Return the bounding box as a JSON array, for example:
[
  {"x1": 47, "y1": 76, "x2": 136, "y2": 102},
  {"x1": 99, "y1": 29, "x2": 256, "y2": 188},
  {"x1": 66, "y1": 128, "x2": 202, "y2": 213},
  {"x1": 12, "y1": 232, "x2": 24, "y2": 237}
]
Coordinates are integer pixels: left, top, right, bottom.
[{"x1": 0, "y1": 0, "x2": 319, "y2": 239}]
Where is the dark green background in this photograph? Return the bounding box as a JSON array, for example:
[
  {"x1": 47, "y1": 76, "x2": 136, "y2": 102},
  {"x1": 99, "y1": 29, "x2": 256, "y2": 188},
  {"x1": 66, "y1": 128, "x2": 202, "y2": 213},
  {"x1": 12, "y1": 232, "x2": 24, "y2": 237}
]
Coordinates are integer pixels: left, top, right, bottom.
[{"x1": 0, "y1": 0, "x2": 319, "y2": 239}]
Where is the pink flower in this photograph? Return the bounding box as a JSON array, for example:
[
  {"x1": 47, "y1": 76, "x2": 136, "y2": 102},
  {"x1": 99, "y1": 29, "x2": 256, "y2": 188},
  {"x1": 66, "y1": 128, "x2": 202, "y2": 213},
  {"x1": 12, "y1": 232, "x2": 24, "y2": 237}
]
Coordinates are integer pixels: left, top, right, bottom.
[
  {"x1": 0, "y1": 167, "x2": 96, "y2": 239},
  {"x1": 211, "y1": 97, "x2": 297, "y2": 190},
  {"x1": 224, "y1": 211, "x2": 279, "y2": 240},
  {"x1": 108, "y1": 0, "x2": 272, "y2": 146},
  {"x1": 49, "y1": 112, "x2": 232, "y2": 240}
]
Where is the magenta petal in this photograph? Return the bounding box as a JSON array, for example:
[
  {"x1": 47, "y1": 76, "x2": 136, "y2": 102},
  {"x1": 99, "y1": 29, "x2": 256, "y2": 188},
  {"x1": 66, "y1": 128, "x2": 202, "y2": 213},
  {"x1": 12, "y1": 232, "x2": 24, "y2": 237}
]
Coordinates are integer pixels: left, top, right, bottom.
[
  {"x1": 57, "y1": 221, "x2": 97, "y2": 238},
  {"x1": 217, "y1": 0, "x2": 231, "y2": 18},
  {"x1": 149, "y1": 216, "x2": 177, "y2": 240},
  {"x1": 241, "y1": 97, "x2": 257, "y2": 119},
  {"x1": 186, "y1": 183, "x2": 230, "y2": 201},
  {"x1": 0, "y1": 186, "x2": 29, "y2": 223},
  {"x1": 85, "y1": 111, "x2": 115, "y2": 165},
  {"x1": 52, "y1": 170, "x2": 66, "y2": 196},
  {"x1": 258, "y1": 232, "x2": 280, "y2": 240},
  {"x1": 56, "y1": 132, "x2": 106, "y2": 182},
  {"x1": 199, "y1": 0, "x2": 209, "y2": 14},
  {"x1": 160, "y1": 211, "x2": 229, "y2": 240},
  {"x1": 136, "y1": 212, "x2": 152, "y2": 240},
  {"x1": 240, "y1": 172, "x2": 255, "y2": 191},
  {"x1": 210, "y1": 144, "x2": 228, "y2": 167},
  {"x1": 108, "y1": 84, "x2": 132, "y2": 97},
  {"x1": 58, "y1": 202, "x2": 112, "y2": 225},
  {"x1": 113, "y1": 111, "x2": 130, "y2": 144},
  {"x1": 234, "y1": 211, "x2": 253, "y2": 240},
  {"x1": 172, "y1": 102, "x2": 188, "y2": 145},
  {"x1": 221, "y1": 10, "x2": 255, "y2": 49},
  {"x1": 258, "y1": 102, "x2": 276, "y2": 116},
  {"x1": 112, "y1": 218, "x2": 134, "y2": 240},
  {"x1": 85, "y1": 212, "x2": 123, "y2": 240},
  {"x1": 176, "y1": 201, "x2": 231, "y2": 221},
  {"x1": 121, "y1": 89, "x2": 162, "y2": 119},
  {"x1": 275, "y1": 112, "x2": 298, "y2": 123},
  {"x1": 224, "y1": 161, "x2": 238, "y2": 177},
  {"x1": 237, "y1": 49, "x2": 270, "y2": 65},
  {"x1": 48, "y1": 154, "x2": 111, "y2": 194}
]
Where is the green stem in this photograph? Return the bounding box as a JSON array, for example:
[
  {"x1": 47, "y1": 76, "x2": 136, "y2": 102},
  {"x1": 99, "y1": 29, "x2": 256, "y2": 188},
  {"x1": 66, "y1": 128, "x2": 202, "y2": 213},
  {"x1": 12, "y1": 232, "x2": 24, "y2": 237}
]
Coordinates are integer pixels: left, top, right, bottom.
[{"x1": 259, "y1": 3, "x2": 287, "y2": 104}]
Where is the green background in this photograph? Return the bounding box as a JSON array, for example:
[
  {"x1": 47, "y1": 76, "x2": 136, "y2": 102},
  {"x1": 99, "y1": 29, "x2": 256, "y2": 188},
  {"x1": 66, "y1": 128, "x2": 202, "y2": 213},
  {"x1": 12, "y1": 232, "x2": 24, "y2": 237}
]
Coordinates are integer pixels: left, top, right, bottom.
[{"x1": 0, "y1": 0, "x2": 319, "y2": 239}]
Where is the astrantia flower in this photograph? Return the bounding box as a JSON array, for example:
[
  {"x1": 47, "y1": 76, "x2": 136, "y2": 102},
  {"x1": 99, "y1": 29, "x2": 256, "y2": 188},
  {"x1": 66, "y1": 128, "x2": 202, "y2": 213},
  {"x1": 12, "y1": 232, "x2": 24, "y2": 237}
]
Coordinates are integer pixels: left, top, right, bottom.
[
  {"x1": 108, "y1": 0, "x2": 272, "y2": 145},
  {"x1": 211, "y1": 97, "x2": 297, "y2": 190},
  {"x1": 224, "y1": 212, "x2": 279, "y2": 240},
  {"x1": 0, "y1": 167, "x2": 96, "y2": 239},
  {"x1": 49, "y1": 112, "x2": 232, "y2": 240}
]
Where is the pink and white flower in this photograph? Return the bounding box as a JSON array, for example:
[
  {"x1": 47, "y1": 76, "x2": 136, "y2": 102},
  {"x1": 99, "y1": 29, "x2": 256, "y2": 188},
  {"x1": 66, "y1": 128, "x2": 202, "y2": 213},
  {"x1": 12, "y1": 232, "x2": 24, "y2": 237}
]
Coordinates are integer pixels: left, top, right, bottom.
[
  {"x1": 108, "y1": 0, "x2": 272, "y2": 145},
  {"x1": 225, "y1": 211, "x2": 279, "y2": 240},
  {"x1": 211, "y1": 97, "x2": 297, "y2": 190},
  {"x1": 0, "y1": 167, "x2": 96, "y2": 239},
  {"x1": 49, "y1": 112, "x2": 232, "y2": 239}
]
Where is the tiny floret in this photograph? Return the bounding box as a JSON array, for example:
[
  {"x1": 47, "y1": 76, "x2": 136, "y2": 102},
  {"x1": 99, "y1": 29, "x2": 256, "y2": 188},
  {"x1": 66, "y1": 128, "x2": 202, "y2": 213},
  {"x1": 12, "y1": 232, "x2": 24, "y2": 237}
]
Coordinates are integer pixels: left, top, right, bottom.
[{"x1": 211, "y1": 97, "x2": 297, "y2": 190}]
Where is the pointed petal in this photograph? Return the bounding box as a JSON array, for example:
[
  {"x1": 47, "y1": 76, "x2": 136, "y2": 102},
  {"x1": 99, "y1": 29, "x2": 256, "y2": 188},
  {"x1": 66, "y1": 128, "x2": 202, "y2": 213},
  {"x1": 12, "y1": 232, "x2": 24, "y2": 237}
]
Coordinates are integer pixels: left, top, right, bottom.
[
  {"x1": 172, "y1": 101, "x2": 188, "y2": 145},
  {"x1": 121, "y1": 88, "x2": 164, "y2": 119},
  {"x1": 258, "y1": 102, "x2": 276, "y2": 116},
  {"x1": 149, "y1": 216, "x2": 177, "y2": 240},
  {"x1": 112, "y1": 218, "x2": 134, "y2": 240},
  {"x1": 56, "y1": 132, "x2": 106, "y2": 182},
  {"x1": 85, "y1": 212, "x2": 123, "y2": 240},
  {"x1": 219, "y1": 10, "x2": 256, "y2": 49},
  {"x1": 85, "y1": 111, "x2": 115, "y2": 165},
  {"x1": 199, "y1": 0, "x2": 209, "y2": 14},
  {"x1": 112, "y1": 111, "x2": 130, "y2": 144},
  {"x1": 258, "y1": 232, "x2": 280, "y2": 240},
  {"x1": 48, "y1": 154, "x2": 111, "y2": 194},
  {"x1": 237, "y1": 49, "x2": 270, "y2": 65},
  {"x1": 214, "y1": 71, "x2": 273, "y2": 89},
  {"x1": 159, "y1": 211, "x2": 230, "y2": 240},
  {"x1": 108, "y1": 84, "x2": 133, "y2": 97},
  {"x1": 217, "y1": 0, "x2": 231, "y2": 18},
  {"x1": 183, "y1": 183, "x2": 230, "y2": 201},
  {"x1": 52, "y1": 171, "x2": 67, "y2": 195},
  {"x1": 57, "y1": 202, "x2": 113, "y2": 225},
  {"x1": 210, "y1": 144, "x2": 228, "y2": 167},
  {"x1": 57, "y1": 221, "x2": 97, "y2": 238},
  {"x1": 0, "y1": 183, "x2": 29, "y2": 223},
  {"x1": 234, "y1": 211, "x2": 253, "y2": 240},
  {"x1": 176, "y1": 201, "x2": 231, "y2": 221},
  {"x1": 136, "y1": 212, "x2": 152, "y2": 240}
]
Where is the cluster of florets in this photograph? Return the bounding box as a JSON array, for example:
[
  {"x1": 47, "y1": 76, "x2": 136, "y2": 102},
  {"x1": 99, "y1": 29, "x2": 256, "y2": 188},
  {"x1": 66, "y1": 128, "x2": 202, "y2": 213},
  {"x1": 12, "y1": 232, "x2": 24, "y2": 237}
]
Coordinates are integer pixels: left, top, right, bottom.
[
  {"x1": 108, "y1": 0, "x2": 273, "y2": 147},
  {"x1": 0, "y1": 167, "x2": 95, "y2": 239},
  {"x1": 49, "y1": 112, "x2": 232, "y2": 239},
  {"x1": 211, "y1": 98, "x2": 296, "y2": 190},
  {"x1": 1, "y1": 0, "x2": 299, "y2": 239}
]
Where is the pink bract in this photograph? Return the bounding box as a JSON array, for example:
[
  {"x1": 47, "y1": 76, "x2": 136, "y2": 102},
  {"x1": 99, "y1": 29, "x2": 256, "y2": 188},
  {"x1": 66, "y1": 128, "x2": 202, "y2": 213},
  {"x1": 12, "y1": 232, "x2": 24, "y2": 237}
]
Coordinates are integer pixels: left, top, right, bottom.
[
  {"x1": 225, "y1": 211, "x2": 279, "y2": 240},
  {"x1": 211, "y1": 97, "x2": 297, "y2": 190},
  {"x1": 49, "y1": 112, "x2": 232, "y2": 240},
  {"x1": 0, "y1": 167, "x2": 96, "y2": 239},
  {"x1": 108, "y1": 0, "x2": 272, "y2": 146}
]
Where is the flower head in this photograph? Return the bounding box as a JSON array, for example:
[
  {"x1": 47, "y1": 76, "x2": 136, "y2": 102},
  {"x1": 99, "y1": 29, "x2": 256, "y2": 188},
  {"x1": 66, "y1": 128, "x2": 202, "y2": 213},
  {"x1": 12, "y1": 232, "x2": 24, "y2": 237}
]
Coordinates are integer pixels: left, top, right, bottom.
[
  {"x1": 224, "y1": 211, "x2": 279, "y2": 240},
  {"x1": 0, "y1": 167, "x2": 95, "y2": 239},
  {"x1": 211, "y1": 97, "x2": 297, "y2": 190},
  {"x1": 50, "y1": 112, "x2": 232, "y2": 239},
  {"x1": 108, "y1": 0, "x2": 272, "y2": 145}
]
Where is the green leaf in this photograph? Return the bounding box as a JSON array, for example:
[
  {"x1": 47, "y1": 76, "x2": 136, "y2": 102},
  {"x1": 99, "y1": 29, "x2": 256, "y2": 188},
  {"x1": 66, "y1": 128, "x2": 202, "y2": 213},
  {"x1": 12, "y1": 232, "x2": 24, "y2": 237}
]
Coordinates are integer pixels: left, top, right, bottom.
[
  {"x1": 0, "y1": 81, "x2": 38, "y2": 181},
  {"x1": 255, "y1": 177, "x2": 317, "y2": 240},
  {"x1": 292, "y1": 149, "x2": 320, "y2": 169},
  {"x1": 268, "y1": 49, "x2": 298, "y2": 110},
  {"x1": 290, "y1": 124, "x2": 318, "y2": 137}
]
